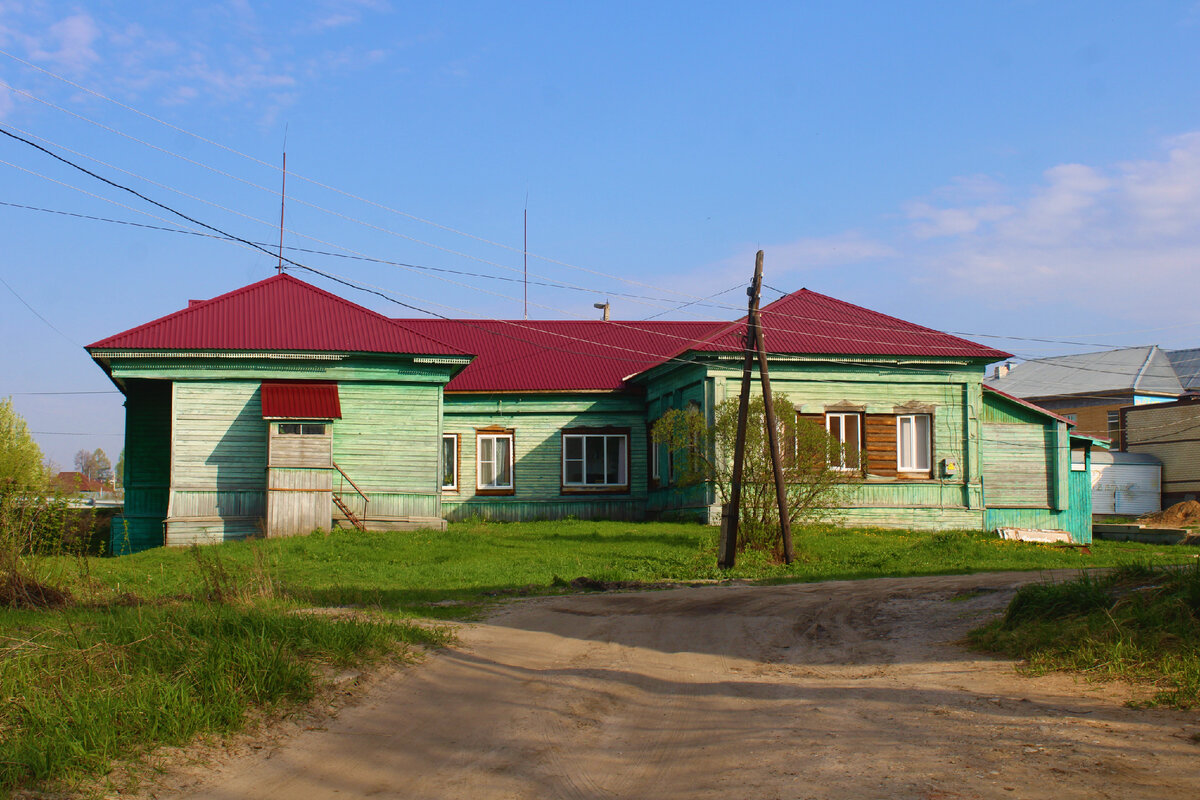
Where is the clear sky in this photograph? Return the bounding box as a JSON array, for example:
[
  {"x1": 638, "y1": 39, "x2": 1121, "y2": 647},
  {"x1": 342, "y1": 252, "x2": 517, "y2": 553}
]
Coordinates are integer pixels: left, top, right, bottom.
[{"x1": 2, "y1": 1, "x2": 1200, "y2": 467}]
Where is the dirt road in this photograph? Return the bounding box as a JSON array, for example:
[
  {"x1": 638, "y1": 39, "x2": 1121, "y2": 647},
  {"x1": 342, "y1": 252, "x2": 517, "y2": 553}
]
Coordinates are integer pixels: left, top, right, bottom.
[{"x1": 168, "y1": 572, "x2": 1199, "y2": 800}]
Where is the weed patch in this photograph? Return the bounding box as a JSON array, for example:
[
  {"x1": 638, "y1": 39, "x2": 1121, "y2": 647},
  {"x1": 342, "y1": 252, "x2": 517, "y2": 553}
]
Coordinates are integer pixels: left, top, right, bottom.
[{"x1": 970, "y1": 562, "x2": 1200, "y2": 708}]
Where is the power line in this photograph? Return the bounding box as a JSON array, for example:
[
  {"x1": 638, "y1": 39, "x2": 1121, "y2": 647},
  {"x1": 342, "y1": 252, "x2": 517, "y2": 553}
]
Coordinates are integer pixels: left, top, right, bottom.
[
  {"x1": 0, "y1": 273, "x2": 77, "y2": 346},
  {"x1": 0, "y1": 72, "x2": 707, "y2": 309},
  {"x1": 4, "y1": 59, "x2": 1196, "y2": 349},
  {"x1": 4, "y1": 122, "x2": 1195, "y2": 372}
]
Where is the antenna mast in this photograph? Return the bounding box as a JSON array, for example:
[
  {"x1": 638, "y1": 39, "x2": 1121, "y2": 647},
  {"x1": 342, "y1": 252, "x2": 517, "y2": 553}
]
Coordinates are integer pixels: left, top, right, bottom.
[
  {"x1": 277, "y1": 125, "x2": 288, "y2": 273},
  {"x1": 523, "y1": 194, "x2": 528, "y2": 320}
]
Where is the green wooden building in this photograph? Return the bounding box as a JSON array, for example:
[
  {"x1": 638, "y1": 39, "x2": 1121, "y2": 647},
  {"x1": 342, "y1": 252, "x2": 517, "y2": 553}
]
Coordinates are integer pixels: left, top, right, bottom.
[{"x1": 90, "y1": 273, "x2": 1096, "y2": 552}]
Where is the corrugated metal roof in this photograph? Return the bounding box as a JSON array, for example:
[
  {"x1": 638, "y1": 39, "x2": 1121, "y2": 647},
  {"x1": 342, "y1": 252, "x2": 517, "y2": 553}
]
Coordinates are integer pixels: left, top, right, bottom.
[
  {"x1": 1166, "y1": 347, "x2": 1200, "y2": 390},
  {"x1": 261, "y1": 381, "x2": 342, "y2": 419},
  {"x1": 397, "y1": 319, "x2": 726, "y2": 392},
  {"x1": 673, "y1": 289, "x2": 1011, "y2": 360},
  {"x1": 87, "y1": 274, "x2": 467, "y2": 356},
  {"x1": 986, "y1": 345, "x2": 1183, "y2": 399}
]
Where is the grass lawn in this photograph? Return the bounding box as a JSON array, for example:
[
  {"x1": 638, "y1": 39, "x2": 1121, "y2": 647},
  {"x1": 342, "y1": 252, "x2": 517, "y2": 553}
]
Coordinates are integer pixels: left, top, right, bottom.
[
  {"x1": 75, "y1": 519, "x2": 1197, "y2": 617},
  {"x1": 3, "y1": 520, "x2": 1195, "y2": 795}
]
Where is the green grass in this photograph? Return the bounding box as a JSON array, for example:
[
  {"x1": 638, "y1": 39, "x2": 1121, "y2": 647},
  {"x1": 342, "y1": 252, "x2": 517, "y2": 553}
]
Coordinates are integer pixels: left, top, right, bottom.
[
  {"x1": 4, "y1": 520, "x2": 1194, "y2": 795},
  {"x1": 68, "y1": 520, "x2": 1195, "y2": 618},
  {"x1": 969, "y1": 562, "x2": 1200, "y2": 708}
]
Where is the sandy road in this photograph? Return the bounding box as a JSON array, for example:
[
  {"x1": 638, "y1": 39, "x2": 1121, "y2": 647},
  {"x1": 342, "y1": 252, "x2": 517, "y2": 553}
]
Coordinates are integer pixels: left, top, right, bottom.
[{"x1": 167, "y1": 572, "x2": 1199, "y2": 800}]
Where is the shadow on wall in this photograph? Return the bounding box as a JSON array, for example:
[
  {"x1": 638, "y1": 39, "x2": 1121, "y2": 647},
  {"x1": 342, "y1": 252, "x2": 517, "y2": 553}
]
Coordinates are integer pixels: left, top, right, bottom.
[{"x1": 203, "y1": 391, "x2": 268, "y2": 520}]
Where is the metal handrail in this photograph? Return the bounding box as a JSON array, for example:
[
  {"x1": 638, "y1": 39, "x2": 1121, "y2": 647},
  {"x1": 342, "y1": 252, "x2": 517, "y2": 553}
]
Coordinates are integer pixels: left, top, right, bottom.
[{"x1": 332, "y1": 461, "x2": 370, "y2": 505}]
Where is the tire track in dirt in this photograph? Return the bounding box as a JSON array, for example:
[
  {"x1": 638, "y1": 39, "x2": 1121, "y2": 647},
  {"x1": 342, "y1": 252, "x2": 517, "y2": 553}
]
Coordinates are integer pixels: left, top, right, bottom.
[{"x1": 161, "y1": 571, "x2": 1200, "y2": 800}]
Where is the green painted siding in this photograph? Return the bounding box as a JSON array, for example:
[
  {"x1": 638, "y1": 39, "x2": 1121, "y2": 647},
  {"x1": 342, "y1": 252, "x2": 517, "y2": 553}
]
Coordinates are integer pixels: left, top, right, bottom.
[
  {"x1": 643, "y1": 364, "x2": 714, "y2": 520},
  {"x1": 332, "y1": 382, "x2": 442, "y2": 521},
  {"x1": 442, "y1": 393, "x2": 648, "y2": 521},
  {"x1": 167, "y1": 381, "x2": 267, "y2": 544},
  {"x1": 981, "y1": 423, "x2": 1053, "y2": 507},
  {"x1": 110, "y1": 378, "x2": 171, "y2": 554}
]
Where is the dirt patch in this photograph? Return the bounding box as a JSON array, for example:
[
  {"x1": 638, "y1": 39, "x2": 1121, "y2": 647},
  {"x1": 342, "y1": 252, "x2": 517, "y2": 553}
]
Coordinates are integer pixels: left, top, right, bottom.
[
  {"x1": 0, "y1": 572, "x2": 72, "y2": 609},
  {"x1": 149, "y1": 572, "x2": 1198, "y2": 800},
  {"x1": 1139, "y1": 500, "x2": 1200, "y2": 528}
]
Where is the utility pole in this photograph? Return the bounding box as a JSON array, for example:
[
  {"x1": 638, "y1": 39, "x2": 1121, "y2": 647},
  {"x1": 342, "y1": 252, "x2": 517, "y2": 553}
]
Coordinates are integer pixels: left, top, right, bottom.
[
  {"x1": 755, "y1": 304, "x2": 794, "y2": 564},
  {"x1": 722, "y1": 250, "x2": 764, "y2": 568}
]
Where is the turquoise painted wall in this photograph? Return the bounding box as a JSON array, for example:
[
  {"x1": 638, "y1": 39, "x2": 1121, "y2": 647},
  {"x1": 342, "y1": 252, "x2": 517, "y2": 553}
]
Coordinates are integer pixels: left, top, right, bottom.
[{"x1": 109, "y1": 378, "x2": 170, "y2": 554}]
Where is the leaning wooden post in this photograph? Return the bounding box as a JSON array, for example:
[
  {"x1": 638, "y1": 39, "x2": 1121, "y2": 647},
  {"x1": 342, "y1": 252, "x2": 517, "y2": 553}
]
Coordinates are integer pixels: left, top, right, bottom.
[
  {"x1": 755, "y1": 315, "x2": 794, "y2": 564},
  {"x1": 722, "y1": 251, "x2": 765, "y2": 569}
]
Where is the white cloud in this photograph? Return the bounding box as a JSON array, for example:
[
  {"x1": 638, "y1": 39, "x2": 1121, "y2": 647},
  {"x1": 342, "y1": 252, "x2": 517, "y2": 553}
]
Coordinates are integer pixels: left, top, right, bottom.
[
  {"x1": 905, "y1": 133, "x2": 1200, "y2": 319},
  {"x1": 27, "y1": 13, "x2": 100, "y2": 73}
]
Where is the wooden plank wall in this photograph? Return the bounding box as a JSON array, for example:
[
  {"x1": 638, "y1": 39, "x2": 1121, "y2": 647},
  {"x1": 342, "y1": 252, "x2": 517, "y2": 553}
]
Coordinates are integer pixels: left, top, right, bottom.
[
  {"x1": 167, "y1": 381, "x2": 267, "y2": 544},
  {"x1": 980, "y1": 423, "x2": 1053, "y2": 508},
  {"x1": 113, "y1": 378, "x2": 171, "y2": 553},
  {"x1": 442, "y1": 393, "x2": 648, "y2": 521}
]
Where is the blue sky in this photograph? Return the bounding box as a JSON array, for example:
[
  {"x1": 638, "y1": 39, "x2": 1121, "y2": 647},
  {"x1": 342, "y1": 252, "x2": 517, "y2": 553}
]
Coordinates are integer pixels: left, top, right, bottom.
[{"x1": 2, "y1": 1, "x2": 1200, "y2": 466}]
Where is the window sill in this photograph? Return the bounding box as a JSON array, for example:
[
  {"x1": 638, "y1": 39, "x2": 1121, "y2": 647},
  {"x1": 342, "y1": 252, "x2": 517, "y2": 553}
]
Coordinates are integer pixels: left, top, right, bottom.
[
  {"x1": 475, "y1": 488, "x2": 515, "y2": 496},
  {"x1": 561, "y1": 486, "x2": 631, "y2": 496}
]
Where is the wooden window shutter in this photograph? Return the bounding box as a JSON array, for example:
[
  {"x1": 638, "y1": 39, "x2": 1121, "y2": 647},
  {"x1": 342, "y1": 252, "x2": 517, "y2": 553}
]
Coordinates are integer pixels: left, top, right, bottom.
[{"x1": 865, "y1": 414, "x2": 898, "y2": 478}]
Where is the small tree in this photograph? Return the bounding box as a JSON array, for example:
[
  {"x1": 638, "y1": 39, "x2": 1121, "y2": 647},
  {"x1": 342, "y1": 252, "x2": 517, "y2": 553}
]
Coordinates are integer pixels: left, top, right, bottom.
[
  {"x1": 114, "y1": 448, "x2": 125, "y2": 489},
  {"x1": 653, "y1": 393, "x2": 846, "y2": 556},
  {"x1": 73, "y1": 448, "x2": 112, "y2": 485},
  {"x1": 1, "y1": 398, "x2": 45, "y2": 492}
]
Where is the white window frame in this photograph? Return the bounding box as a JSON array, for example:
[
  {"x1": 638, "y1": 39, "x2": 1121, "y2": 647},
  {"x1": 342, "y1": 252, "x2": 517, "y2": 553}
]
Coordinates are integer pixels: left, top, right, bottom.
[
  {"x1": 826, "y1": 412, "x2": 862, "y2": 472},
  {"x1": 441, "y1": 433, "x2": 459, "y2": 492},
  {"x1": 562, "y1": 431, "x2": 630, "y2": 490},
  {"x1": 476, "y1": 431, "x2": 514, "y2": 492},
  {"x1": 896, "y1": 414, "x2": 932, "y2": 473}
]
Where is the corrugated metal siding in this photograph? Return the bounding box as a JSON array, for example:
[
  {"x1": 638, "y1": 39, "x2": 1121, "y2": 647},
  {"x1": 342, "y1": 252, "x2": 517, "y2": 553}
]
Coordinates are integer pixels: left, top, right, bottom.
[
  {"x1": 1125, "y1": 402, "x2": 1200, "y2": 494},
  {"x1": 1091, "y1": 463, "x2": 1161, "y2": 515},
  {"x1": 88, "y1": 274, "x2": 466, "y2": 355},
  {"x1": 261, "y1": 381, "x2": 342, "y2": 419}
]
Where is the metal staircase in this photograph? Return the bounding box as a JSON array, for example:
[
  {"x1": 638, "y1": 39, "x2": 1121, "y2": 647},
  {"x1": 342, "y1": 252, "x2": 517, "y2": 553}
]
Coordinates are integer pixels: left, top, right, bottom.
[{"x1": 332, "y1": 460, "x2": 369, "y2": 531}]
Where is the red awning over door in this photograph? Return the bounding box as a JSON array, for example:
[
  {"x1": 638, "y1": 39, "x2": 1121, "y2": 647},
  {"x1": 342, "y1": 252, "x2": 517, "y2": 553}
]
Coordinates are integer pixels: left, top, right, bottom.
[{"x1": 260, "y1": 381, "x2": 342, "y2": 419}]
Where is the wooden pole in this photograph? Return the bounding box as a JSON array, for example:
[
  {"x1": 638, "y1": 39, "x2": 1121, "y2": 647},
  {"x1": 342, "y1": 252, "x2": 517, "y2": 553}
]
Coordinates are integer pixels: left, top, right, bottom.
[
  {"x1": 722, "y1": 250, "x2": 764, "y2": 568},
  {"x1": 755, "y1": 312, "x2": 794, "y2": 564}
]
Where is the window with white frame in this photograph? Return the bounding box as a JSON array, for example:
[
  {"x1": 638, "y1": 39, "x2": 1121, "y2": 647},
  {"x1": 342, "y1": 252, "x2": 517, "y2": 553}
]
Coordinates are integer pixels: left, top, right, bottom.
[
  {"x1": 442, "y1": 433, "x2": 459, "y2": 491},
  {"x1": 476, "y1": 430, "x2": 514, "y2": 492},
  {"x1": 896, "y1": 414, "x2": 932, "y2": 472},
  {"x1": 826, "y1": 412, "x2": 862, "y2": 471},
  {"x1": 562, "y1": 430, "x2": 629, "y2": 490}
]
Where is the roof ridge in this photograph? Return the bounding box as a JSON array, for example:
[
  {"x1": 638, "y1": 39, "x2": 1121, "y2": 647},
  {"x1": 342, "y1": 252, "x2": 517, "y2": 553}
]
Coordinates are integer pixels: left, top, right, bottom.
[
  {"x1": 88, "y1": 273, "x2": 469, "y2": 356},
  {"x1": 775, "y1": 288, "x2": 996, "y2": 350}
]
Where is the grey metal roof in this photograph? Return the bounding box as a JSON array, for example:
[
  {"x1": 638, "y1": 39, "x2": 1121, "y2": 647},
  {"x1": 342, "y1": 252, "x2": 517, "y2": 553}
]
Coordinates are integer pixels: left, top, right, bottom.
[
  {"x1": 1166, "y1": 348, "x2": 1200, "y2": 390},
  {"x1": 985, "y1": 346, "x2": 1183, "y2": 399}
]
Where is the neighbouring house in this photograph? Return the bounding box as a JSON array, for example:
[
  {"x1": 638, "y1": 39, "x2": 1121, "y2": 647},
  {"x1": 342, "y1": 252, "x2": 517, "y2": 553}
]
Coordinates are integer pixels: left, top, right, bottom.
[
  {"x1": 1122, "y1": 395, "x2": 1200, "y2": 507},
  {"x1": 985, "y1": 346, "x2": 1183, "y2": 442},
  {"x1": 90, "y1": 273, "x2": 1097, "y2": 551},
  {"x1": 53, "y1": 471, "x2": 106, "y2": 494}
]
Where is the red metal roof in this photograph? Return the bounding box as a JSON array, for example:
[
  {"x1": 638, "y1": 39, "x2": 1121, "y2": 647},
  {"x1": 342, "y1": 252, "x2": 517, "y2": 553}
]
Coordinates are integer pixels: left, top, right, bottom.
[
  {"x1": 676, "y1": 290, "x2": 1012, "y2": 361},
  {"x1": 261, "y1": 381, "x2": 342, "y2": 419},
  {"x1": 397, "y1": 319, "x2": 726, "y2": 392},
  {"x1": 87, "y1": 274, "x2": 467, "y2": 356}
]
